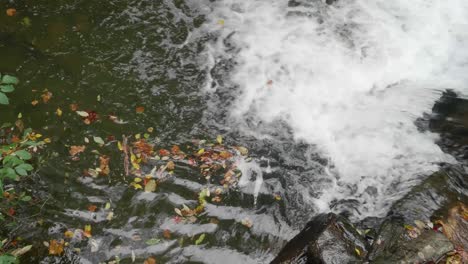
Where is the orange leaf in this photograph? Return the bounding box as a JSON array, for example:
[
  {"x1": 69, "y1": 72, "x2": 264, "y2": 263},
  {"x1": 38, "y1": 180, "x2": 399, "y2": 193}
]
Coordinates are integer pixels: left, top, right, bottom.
[
  {"x1": 144, "y1": 257, "x2": 157, "y2": 264},
  {"x1": 31, "y1": 100, "x2": 39, "y2": 106},
  {"x1": 99, "y1": 155, "x2": 110, "y2": 175},
  {"x1": 41, "y1": 91, "x2": 53, "y2": 103},
  {"x1": 163, "y1": 229, "x2": 171, "y2": 239},
  {"x1": 84, "y1": 224, "x2": 92, "y2": 237},
  {"x1": 69, "y1": 145, "x2": 85, "y2": 156},
  {"x1": 136, "y1": 106, "x2": 145, "y2": 113},
  {"x1": 166, "y1": 161, "x2": 175, "y2": 171},
  {"x1": 70, "y1": 103, "x2": 79, "y2": 111},
  {"x1": 159, "y1": 149, "x2": 170, "y2": 156},
  {"x1": 48, "y1": 239, "x2": 64, "y2": 255},
  {"x1": 6, "y1": 8, "x2": 16, "y2": 16},
  {"x1": 88, "y1": 205, "x2": 97, "y2": 212}
]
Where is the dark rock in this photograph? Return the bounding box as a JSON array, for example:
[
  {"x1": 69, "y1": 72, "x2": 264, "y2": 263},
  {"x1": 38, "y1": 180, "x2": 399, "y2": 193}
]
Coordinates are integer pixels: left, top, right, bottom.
[
  {"x1": 368, "y1": 217, "x2": 453, "y2": 263},
  {"x1": 271, "y1": 213, "x2": 367, "y2": 264},
  {"x1": 388, "y1": 165, "x2": 468, "y2": 223}
]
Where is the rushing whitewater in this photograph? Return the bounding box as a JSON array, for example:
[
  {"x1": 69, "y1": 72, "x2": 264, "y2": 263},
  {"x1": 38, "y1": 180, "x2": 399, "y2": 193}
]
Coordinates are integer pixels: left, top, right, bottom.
[{"x1": 201, "y1": 0, "x2": 468, "y2": 219}]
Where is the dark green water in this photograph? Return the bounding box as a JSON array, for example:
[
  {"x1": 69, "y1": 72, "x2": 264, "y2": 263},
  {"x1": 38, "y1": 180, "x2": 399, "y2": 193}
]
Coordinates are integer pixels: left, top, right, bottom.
[{"x1": 0, "y1": 1, "x2": 292, "y2": 263}]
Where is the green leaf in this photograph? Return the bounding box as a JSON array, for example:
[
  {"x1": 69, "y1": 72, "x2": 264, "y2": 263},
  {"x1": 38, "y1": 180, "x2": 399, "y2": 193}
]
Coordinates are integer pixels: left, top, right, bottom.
[
  {"x1": 14, "y1": 150, "x2": 32, "y2": 160},
  {"x1": 15, "y1": 167, "x2": 28, "y2": 176},
  {"x1": 145, "y1": 238, "x2": 161, "y2": 245},
  {"x1": 16, "y1": 163, "x2": 33, "y2": 171},
  {"x1": 3, "y1": 155, "x2": 24, "y2": 167},
  {"x1": 93, "y1": 136, "x2": 105, "y2": 145},
  {"x1": 0, "y1": 85, "x2": 15, "y2": 93},
  {"x1": 0, "y1": 92, "x2": 9, "y2": 105},
  {"x1": 0, "y1": 122, "x2": 12, "y2": 128},
  {"x1": 21, "y1": 195, "x2": 32, "y2": 202},
  {"x1": 0, "y1": 255, "x2": 19, "y2": 264},
  {"x1": 0, "y1": 168, "x2": 18, "y2": 180},
  {"x1": 195, "y1": 234, "x2": 206, "y2": 245},
  {"x1": 1, "y1": 75, "x2": 19, "y2": 85}
]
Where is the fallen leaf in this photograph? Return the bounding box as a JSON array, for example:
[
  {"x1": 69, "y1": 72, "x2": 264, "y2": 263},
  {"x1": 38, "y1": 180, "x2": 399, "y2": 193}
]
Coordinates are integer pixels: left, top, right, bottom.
[
  {"x1": 6, "y1": 8, "x2": 16, "y2": 16},
  {"x1": 145, "y1": 238, "x2": 161, "y2": 245},
  {"x1": 144, "y1": 179, "x2": 157, "y2": 192},
  {"x1": 64, "y1": 230, "x2": 74, "y2": 238},
  {"x1": 41, "y1": 91, "x2": 52, "y2": 103},
  {"x1": 166, "y1": 161, "x2": 175, "y2": 171},
  {"x1": 88, "y1": 205, "x2": 97, "y2": 212},
  {"x1": 355, "y1": 248, "x2": 361, "y2": 256},
  {"x1": 56, "y1": 107, "x2": 63, "y2": 117},
  {"x1": 195, "y1": 234, "x2": 205, "y2": 245},
  {"x1": 31, "y1": 100, "x2": 39, "y2": 106},
  {"x1": 76, "y1": 111, "x2": 89, "y2": 117},
  {"x1": 11, "y1": 245, "x2": 32, "y2": 256},
  {"x1": 99, "y1": 155, "x2": 110, "y2": 175},
  {"x1": 48, "y1": 239, "x2": 64, "y2": 255},
  {"x1": 84, "y1": 224, "x2": 92, "y2": 238},
  {"x1": 163, "y1": 229, "x2": 171, "y2": 239},
  {"x1": 159, "y1": 149, "x2": 170, "y2": 156},
  {"x1": 216, "y1": 135, "x2": 223, "y2": 144},
  {"x1": 93, "y1": 136, "x2": 105, "y2": 145},
  {"x1": 69, "y1": 145, "x2": 85, "y2": 156},
  {"x1": 241, "y1": 218, "x2": 253, "y2": 228},
  {"x1": 106, "y1": 212, "x2": 114, "y2": 221},
  {"x1": 70, "y1": 104, "x2": 78, "y2": 111},
  {"x1": 136, "y1": 106, "x2": 145, "y2": 113},
  {"x1": 144, "y1": 257, "x2": 157, "y2": 264}
]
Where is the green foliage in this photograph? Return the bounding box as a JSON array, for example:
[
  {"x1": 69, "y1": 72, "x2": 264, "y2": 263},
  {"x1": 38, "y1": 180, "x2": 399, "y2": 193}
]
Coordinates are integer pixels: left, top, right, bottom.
[
  {"x1": 0, "y1": 255, "x2": 19, "y2": 264},
  {"x1": 0, "y1": 74, "x2": 19, "y2": 105}
]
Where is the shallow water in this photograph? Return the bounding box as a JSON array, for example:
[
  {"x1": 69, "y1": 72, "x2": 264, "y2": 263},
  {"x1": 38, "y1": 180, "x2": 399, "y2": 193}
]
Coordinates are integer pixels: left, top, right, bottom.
[{"x1": 1, "y1": 0, "x2": 468, "y2": 263}]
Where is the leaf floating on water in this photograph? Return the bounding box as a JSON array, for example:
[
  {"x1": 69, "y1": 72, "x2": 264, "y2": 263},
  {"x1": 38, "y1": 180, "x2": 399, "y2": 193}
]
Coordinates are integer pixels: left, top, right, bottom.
[
  {"x1": 64, "y1": 230, "x2": 74, "y2": 238},
  {"x1": 131, "y1": 250, "x2": 136, "y2": 263},
  {"x1": 241, "y1": 218, "x2": 253, "y2": 228},
  {"x1": 136, "y1": 106, "x2": 145, "y2": 113},
  {"x1": 144, "y1": 257, "x2": 157, "y2": 264},
  {"x1": 48, "y1": 240, "x2": 64, "y2": 255},
  {"x1": 355, "y1": 248, "x2": 361, "y2": 256},
  {"x1": 41, "y1": 91, "x2": 52, "y2": 103},
  {"x1": 106, "y1": 211, "x2": 114, "y2": 221},
  {"x1": 76, "y1": 111, "x2": 89, "y2": 117},
  {"x1": 56, "y1": 107, "x2": 63, "y2": 117},
  {"x1": 93, "y1": 136, "x2": 105, "y2": 145},
  {"x1": 84, "y1": 224, "x2": 92, "y2": 238},
  {"x1": 11, "y1": 245, "x2": 32, "y2": 257},
  {"x1": 88, "y1": 205, "x2": 97, "y2": 212},
  {"x1": 69, "y1": 145, "x2": 85, "y2": 156},
  {"x1": 144, "y1": 179, "x2": 157, "y2": 192},
  {"x1": 195, "y1": 234, "x2": 206, "y2": 245},
  {"x1": 6, "y1": 8, "x2": 16, "y2": 16},
  {"x1": 166, "y1": 161, "x2": 175, "y2": 171},
  {"x1": 163, "y1": 229, "x2": 171, "y2": 239},
  {"x1": 216, "y1": 135, "x2": 223, "y2": 144},
  {"x1": 145, "y1": 238, "x2": 161, "y2": 245}
]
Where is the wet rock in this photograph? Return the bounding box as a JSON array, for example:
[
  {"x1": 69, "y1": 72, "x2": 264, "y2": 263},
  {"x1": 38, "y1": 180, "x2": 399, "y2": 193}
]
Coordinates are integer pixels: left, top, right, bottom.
[
  {"x1": 441, "y1": 203, "x2": 468, "y2": 251},
  {"x1": 368, "y1": 217, "x2": 453, "y2": 263},
  {"x1": 388, "y1": 165, "x2": 468, "y2": 223},
  {"x1": 271, "y1": 213, "x2": 367, "y2": 264}
]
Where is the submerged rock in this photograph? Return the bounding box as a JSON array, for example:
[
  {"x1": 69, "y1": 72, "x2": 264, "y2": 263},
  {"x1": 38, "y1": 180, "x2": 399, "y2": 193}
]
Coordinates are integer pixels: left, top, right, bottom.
[{"x1": 271, "y1": 213, "x2": 367, "y2": 264}]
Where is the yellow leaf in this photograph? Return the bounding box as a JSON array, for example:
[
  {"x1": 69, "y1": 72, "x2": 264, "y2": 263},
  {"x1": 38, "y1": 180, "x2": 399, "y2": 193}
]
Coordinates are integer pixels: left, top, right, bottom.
[
  {"x1": 197, "y1": 148, "x2": 205, "y2": 155},
  {"x1": 144, "y1": 179, "x2": 157, "y2": 192},
  {"x1": 355, "y1": 248, "x2": 361, "y2": 256},
  {"x1": 133, "y1": 183, "x2": 142, "y2": 190},
  {"x1": 216, "y1": 135, "x2": 223, "y2": 144},
  {"x1": 135, "y1": 133, "x2": 141, "y2": 139},
  {"x1": 64, "y1": 230, "x2": 74, "y2": 238},
  {"x1": 134, "y1": 177, "x2": 142, "y2": 183},
  {"x1": 44, "y1": 138, "x2": 51, "y2": 143},
  {"x1": 35, "y1": 134, "x2": 42, "y2": 139},
  {"x1": 56, "y1": 107, "x2": 63, "y2": 117},
  {"x1": 117, "y1": 141, "x2": 123, "y2": 151},
  {"x1": 218, "y1": 19, "x2": 225, "y2": 25}
]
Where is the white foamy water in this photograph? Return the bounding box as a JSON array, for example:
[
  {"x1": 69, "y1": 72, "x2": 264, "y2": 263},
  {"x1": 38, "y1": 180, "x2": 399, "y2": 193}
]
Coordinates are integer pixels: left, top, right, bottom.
[{"x1": 201, "y1": 0, "x2": 468, "y2": 218}]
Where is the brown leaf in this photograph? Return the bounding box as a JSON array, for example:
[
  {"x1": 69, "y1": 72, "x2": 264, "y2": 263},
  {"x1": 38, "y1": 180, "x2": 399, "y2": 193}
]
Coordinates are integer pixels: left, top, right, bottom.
[
  {"x1": 159, "y1": 149, "x2": 170, "y2": 156},
  {"x1": 99, "y1": 155, "x2": 110, "y2": 175},
  {"x1": 6, "y1": 8, "x2": 16, "y2": 16},
  {"x1": 166, "y1": 161, "x2": 175, "y2": 171},
  {"x1": 48, "y1": 239, "x2": 64, "y2": 255},
  {"x1": 88, "y1": 205, "x2": 97, "y2": 212},
  {"x1": 144, "y1": 257, "x2": 157, "y2": 264},
  {"x1": 70, "y1": 104, "x2": 79, "y2": 111},
  {"x1": 69, "y1": 145, "x2": 86, "y2": 156},
  {"x1": 163, "y1": 229, "x2": 171, "y2": 239},
  {"x1": 136, "y1": 106, "x2": 145, "y2": 113},
  {"x1": 41, "y1": 91, "x2": 53, "y2": 103}
]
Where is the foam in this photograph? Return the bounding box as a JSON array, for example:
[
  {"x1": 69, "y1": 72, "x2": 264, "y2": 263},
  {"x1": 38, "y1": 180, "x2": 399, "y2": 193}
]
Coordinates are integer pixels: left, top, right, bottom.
[{"x1": 202, "y1": 0, "x2": 468, "y2": 218}]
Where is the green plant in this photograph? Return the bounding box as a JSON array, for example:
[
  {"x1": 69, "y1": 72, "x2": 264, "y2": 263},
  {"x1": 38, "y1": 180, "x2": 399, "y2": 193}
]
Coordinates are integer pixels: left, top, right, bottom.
[
  {"x1": 0, "y1": 127, "x2": 44, "y2": 194},
  {"x1": 0, "y1": 74, "x2": 19, "y2": 105}
]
